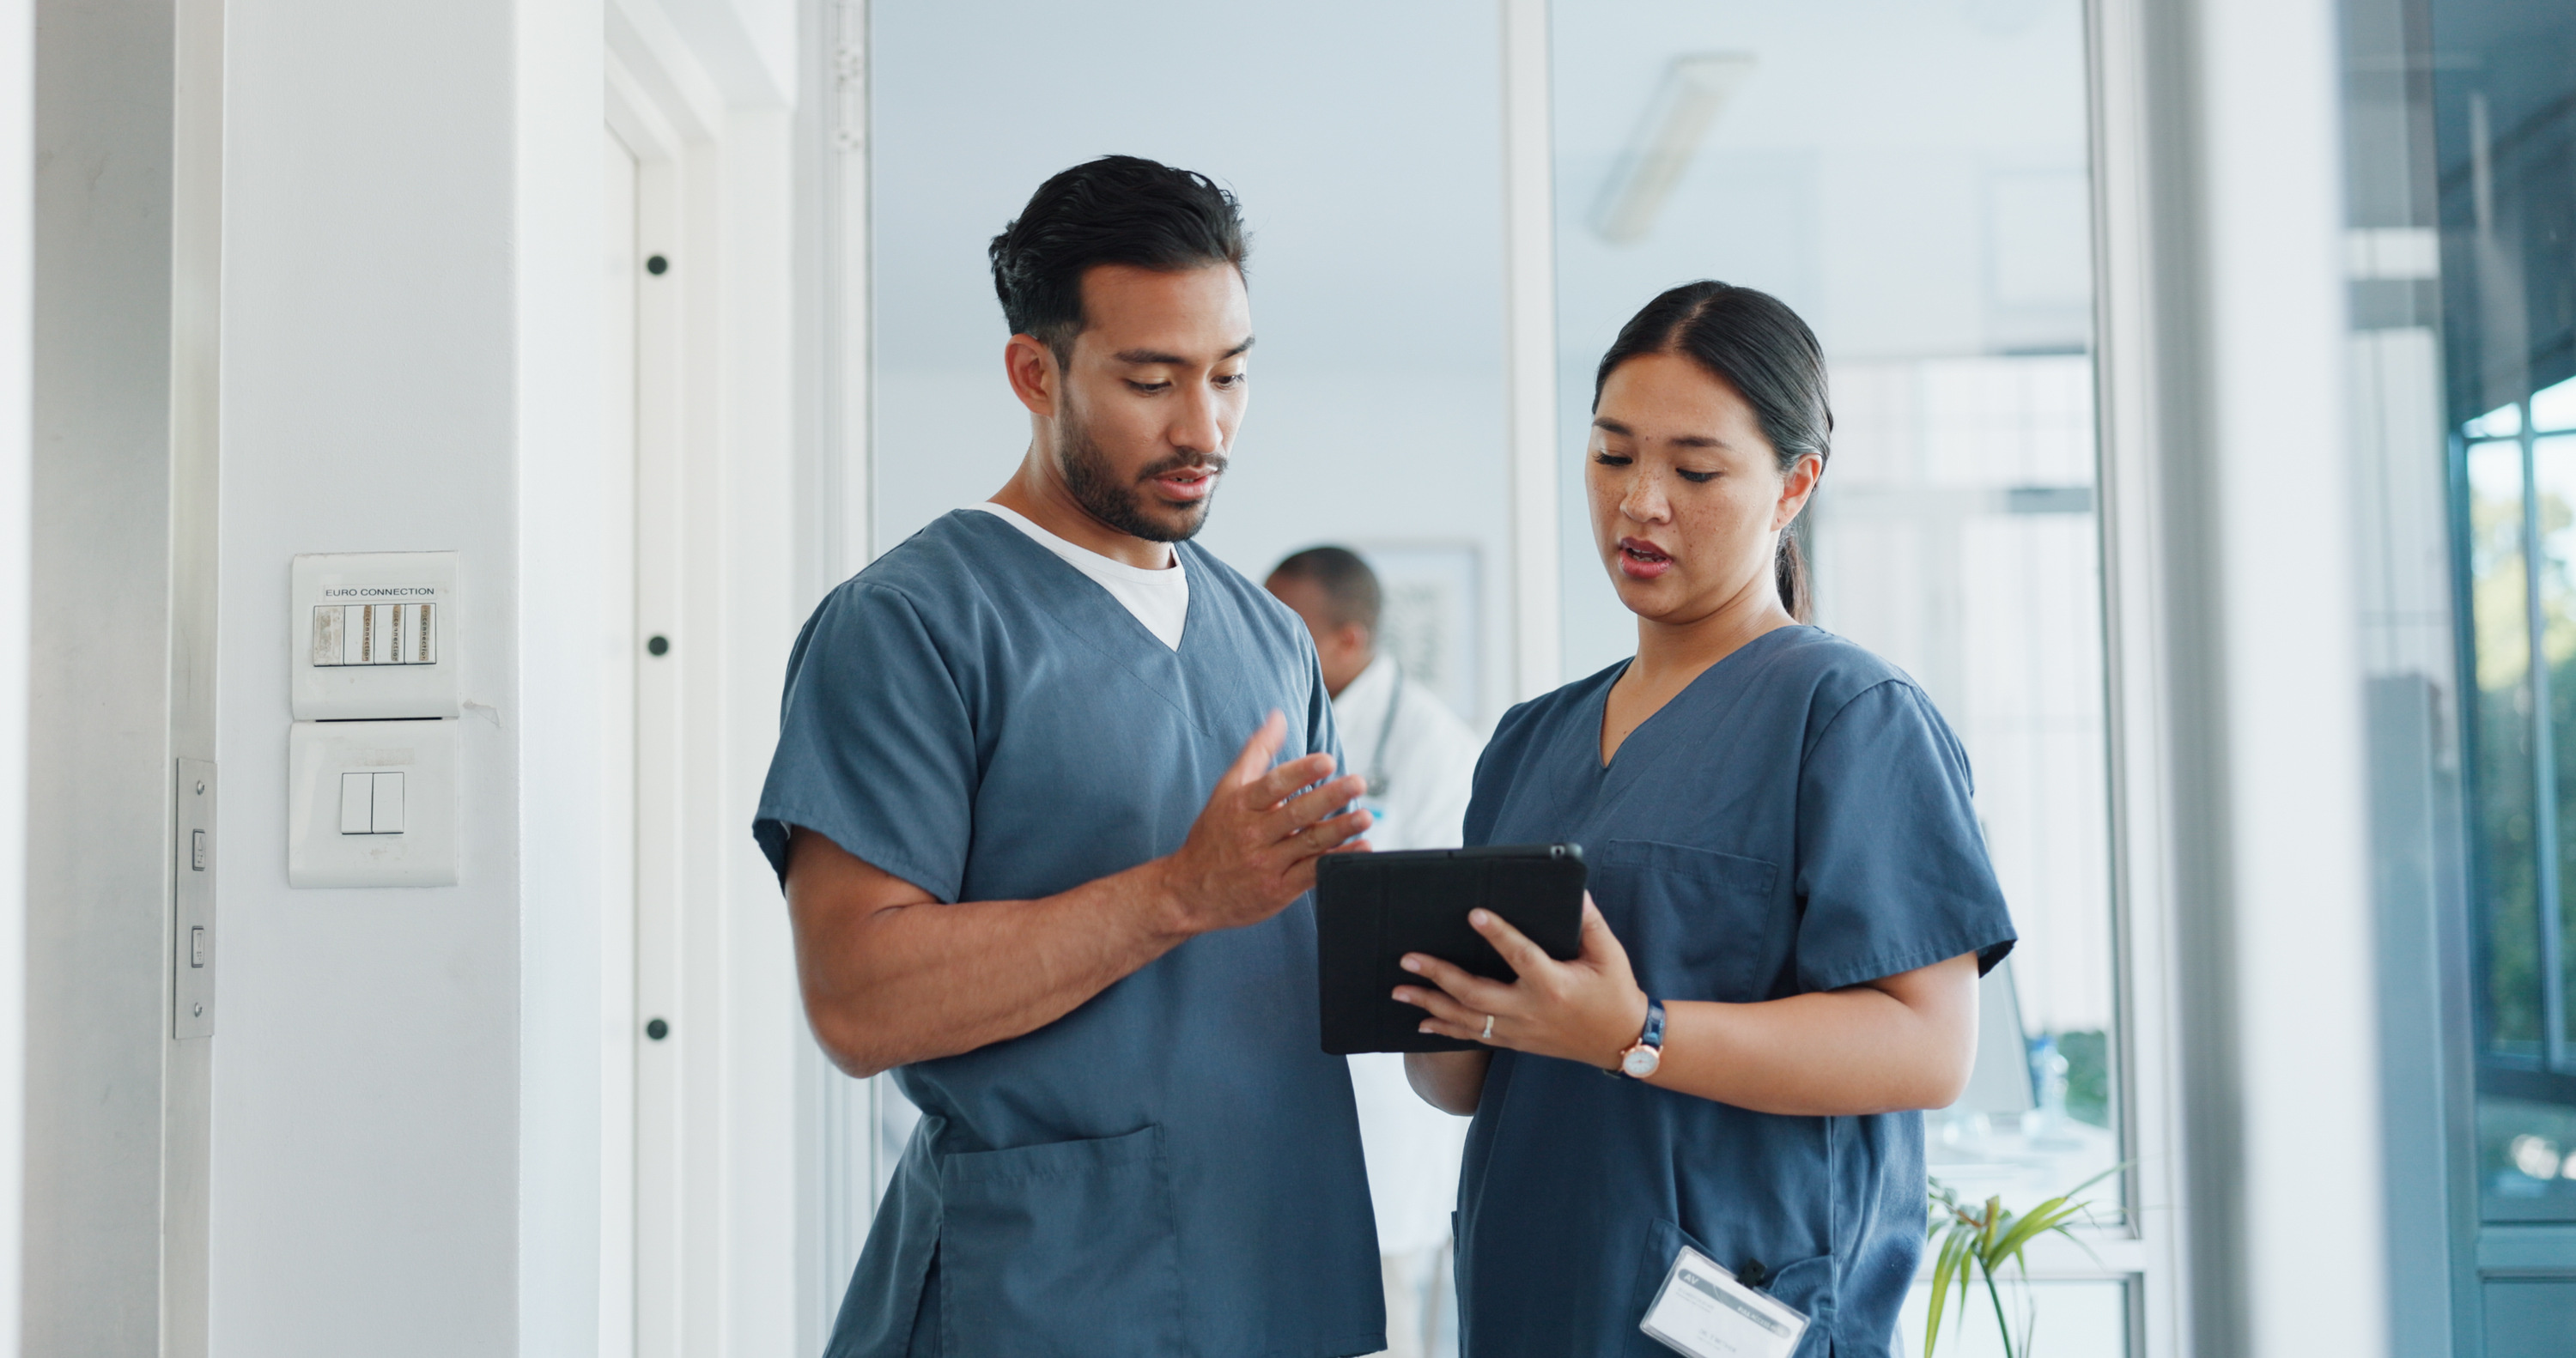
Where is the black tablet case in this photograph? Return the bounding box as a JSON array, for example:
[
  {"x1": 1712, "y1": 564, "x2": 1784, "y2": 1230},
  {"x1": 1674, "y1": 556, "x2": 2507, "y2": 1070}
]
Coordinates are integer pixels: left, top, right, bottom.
[{"x1": 1314, "y1": 843, "x2": 1588, "y2": 1055}]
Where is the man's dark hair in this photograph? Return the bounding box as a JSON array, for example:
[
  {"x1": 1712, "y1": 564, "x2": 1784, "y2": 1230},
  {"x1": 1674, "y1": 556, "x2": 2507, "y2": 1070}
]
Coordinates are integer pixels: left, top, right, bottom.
[
  {"x1": 988, "y1": 155, "x2": 1250, "y2": 365},
  {"x1": 1270, "y1": 546, "x2": 1381, "y2": 635}
]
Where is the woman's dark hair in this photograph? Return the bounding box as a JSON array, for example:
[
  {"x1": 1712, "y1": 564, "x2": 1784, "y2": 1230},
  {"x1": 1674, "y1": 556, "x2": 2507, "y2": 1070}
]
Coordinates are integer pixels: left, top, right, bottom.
[
  {"x1": 1592, "y1": 282, "x2": 1832, "y2": 621},
  {"x1": 988, "y1": 155, "x2": 1249, "y2": 365}
]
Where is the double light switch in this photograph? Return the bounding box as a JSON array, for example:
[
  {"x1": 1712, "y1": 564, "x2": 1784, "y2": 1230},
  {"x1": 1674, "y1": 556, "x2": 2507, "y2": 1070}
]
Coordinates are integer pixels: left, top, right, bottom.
[
  {"x1": 338, "y1": 771, "x2": 405, "y2": 834},
  {"x1": 289, "y1": 719, "x2": 456, "y2": 888}
]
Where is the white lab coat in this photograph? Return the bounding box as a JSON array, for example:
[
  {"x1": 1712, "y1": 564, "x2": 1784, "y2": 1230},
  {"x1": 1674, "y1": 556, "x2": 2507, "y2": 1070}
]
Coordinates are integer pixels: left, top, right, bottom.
[{"x1": 1334, "y1": 655, "x2": 1485, "y2": 1257}]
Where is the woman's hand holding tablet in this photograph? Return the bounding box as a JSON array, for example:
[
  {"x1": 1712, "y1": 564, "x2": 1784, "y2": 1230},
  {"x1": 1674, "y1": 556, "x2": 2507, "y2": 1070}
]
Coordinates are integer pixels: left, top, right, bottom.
[
  {"x1": 1313, "y1": 844, "x2": 1585, "y2": 1055},
  {"x1": 1394, "y1": 895, "x2": 1650, "y2": 1072}
]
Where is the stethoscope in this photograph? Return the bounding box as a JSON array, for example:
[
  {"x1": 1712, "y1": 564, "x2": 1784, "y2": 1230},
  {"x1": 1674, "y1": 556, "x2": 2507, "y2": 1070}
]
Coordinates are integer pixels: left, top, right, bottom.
[{"x1": 1364, "y1": 661, "x2": 1403, "y2": 800}]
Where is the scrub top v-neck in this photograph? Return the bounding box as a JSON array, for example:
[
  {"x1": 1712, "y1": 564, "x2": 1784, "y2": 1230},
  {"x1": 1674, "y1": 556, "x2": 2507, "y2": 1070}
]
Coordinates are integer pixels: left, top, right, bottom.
[
  {"x1": 1452, "y1": 626, "x2": 2016, "y2": 1358},
  {"x1": 755, "y1": 510, "x2": 1383, "y2": 1358}
]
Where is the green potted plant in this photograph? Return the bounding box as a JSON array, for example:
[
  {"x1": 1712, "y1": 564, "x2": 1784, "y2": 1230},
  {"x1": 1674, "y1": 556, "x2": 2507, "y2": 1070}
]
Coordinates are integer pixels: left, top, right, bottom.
[{"x1": 1922, "y1": 1168, "x2": 2121, "y2": 1358}]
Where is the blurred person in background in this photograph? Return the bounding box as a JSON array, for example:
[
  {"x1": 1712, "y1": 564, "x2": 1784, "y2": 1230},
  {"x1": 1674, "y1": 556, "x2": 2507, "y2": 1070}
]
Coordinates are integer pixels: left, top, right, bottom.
[{"x1": 1267, "y1": 546, "x2": 1483, "y2": 1358}]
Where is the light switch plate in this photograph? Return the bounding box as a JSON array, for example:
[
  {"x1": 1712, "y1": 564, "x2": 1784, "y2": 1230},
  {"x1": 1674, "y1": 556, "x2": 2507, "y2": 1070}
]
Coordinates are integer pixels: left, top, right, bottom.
[
  {"x1": 289, "y1": 719, "x2": 459, "y2": 887},
  {"x1": 290, "y1": 551, "x2": 459, "y2": 719}
]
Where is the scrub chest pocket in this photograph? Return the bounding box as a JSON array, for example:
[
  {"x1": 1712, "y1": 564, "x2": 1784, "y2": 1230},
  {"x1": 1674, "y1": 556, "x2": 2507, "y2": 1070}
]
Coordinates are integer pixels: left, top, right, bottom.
[
  {"x1": 936, "y1": 1125, "x2": 1184, "y2": 1358},
  {"x1": 1591, "y1": 840, "x2": 1779, "y2": 1003}
]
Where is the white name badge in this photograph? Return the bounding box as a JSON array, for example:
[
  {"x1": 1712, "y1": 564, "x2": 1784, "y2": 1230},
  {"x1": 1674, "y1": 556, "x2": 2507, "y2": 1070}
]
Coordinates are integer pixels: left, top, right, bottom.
[{"x1": 1638, "y1": 1245, "x2": 1810, "y2": 1358}]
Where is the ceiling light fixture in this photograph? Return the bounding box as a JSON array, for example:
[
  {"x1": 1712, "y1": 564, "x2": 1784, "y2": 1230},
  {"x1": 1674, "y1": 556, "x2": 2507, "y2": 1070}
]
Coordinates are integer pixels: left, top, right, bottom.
[{"x1": 1591, "y1": 53, "x2": 1758, "y2": 246}]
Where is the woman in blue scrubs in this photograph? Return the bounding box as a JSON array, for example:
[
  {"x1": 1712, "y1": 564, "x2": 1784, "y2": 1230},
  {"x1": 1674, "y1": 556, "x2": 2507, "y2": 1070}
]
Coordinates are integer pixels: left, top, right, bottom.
[{"x1": 1399, "y1": 282, "x2": 2016, "y2": 1357}]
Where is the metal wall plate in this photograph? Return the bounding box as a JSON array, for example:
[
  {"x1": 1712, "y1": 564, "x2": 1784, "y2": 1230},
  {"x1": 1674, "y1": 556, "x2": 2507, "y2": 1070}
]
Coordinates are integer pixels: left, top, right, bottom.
[{"x1": 175, "y1": 759, "x2": 216, "y2": 1040}]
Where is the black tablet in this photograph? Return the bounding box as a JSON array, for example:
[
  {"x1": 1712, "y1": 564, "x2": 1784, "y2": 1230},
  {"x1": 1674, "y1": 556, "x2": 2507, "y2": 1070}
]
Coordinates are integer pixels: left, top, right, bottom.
[{"x1": 1313, "y1": 843, "x2": 1587, "y2": 1055}]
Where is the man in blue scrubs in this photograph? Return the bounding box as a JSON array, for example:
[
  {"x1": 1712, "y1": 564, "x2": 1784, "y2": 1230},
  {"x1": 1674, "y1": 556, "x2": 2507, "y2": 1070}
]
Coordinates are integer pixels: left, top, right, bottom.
[{"x1": 756, "y1": 156, "x2": 1385, "y2": 1357}]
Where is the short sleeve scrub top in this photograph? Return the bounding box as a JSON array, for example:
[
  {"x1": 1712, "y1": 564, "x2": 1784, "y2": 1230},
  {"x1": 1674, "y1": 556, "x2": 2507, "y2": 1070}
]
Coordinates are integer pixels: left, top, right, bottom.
[
  {"x1": 755, "y1": 512, "x2": 1383, "y2": 1358},
  {"x1": 1453, "y1": 627, "x2": 2016, "y2": 1358}
]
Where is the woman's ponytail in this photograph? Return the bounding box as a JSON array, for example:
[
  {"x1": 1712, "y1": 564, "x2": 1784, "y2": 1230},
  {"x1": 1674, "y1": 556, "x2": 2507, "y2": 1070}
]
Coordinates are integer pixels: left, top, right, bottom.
[{"x1": 1775, "y1": 531, "x2": 1812, "y2": 623}]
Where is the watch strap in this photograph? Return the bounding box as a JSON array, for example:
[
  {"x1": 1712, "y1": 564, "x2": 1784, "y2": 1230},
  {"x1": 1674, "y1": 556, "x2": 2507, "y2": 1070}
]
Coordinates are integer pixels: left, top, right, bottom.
[{"x1": 1606, "y1": 996, "x2": 1665, "y2": 1076}]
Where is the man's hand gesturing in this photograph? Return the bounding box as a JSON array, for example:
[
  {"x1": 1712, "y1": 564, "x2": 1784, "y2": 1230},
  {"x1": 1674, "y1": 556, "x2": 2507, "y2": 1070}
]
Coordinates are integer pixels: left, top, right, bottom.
[{"x1": 1151, "y1": 711, "x2": 1372, "y2": 937}]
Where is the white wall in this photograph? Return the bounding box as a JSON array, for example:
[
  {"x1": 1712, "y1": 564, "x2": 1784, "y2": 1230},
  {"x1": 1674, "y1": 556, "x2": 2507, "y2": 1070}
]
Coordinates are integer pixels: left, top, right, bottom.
[
  {"x1": 208, "y1": 1, "x2": 801, "y2": 1353},
  {"x1": 661, "y1": 0, "x2": 795, "y2": 105},
  {"x1": 213, "y1": 1, "x2": 528, "y2": 1349},
  {"x1": 0, "y1": 1, "x2": 28, "y2": 1353}
]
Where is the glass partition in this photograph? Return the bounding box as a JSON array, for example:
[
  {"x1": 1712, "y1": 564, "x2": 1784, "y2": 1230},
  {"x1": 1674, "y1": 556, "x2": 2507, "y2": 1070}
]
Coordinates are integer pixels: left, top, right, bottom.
[
  {"x1": 850, "y1": 2, "x2": 2139, "y2": 1349},
  {"x1": 869, "y1": 0, "x2": 1516, "y2": 724},
  {"x1": 2460, "y1": 411, "x2": 2576, "y2": 1220},
  {"x1": 2433, "y1": 0, "x2": 2576, "y2": 1223},
  {"x1": 861, "y1": 7, "x2": 1518, "y2": 1351},
  {"x1": 1545, "y1": 0, "x2": 2123, "y2": 1341},
  {"x1": 1547, "y1": 0, "x2": 2122, "y2": 1256}
]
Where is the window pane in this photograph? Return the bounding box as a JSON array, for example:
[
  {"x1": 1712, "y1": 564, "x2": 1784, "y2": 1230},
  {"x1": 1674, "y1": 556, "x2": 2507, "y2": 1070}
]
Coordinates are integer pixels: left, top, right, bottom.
[
  {"x1": 1548, "y1": 0, "x2": 2116, "y2": 1217},
  {"x1": 2537, "y1": 435, "x2": 2576, "y2": 1067},
  {"x1": 2466, "y1": 438, "x2": 2541, "y2": 1064},
  {"x1": 1899, "y1": 1278, "x2": 2130, "y2": 1358},
  {"x1": 2537, "y1": 378, "x2": 2576, "y2": 434},
  {"x1": 2481, "y1": 1096, "x2": 2576, "y2": 1220},
  {"x1": 2470, "y1": 403, "x2": 2527, "y2": 440},
  {"x1": 2431, "y1": 0, "x2": 2576, "y2": 1226}
]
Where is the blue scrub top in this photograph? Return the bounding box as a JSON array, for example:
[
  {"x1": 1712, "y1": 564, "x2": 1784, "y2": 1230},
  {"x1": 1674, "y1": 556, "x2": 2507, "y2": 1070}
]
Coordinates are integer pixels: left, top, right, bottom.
[
  {"x1": 755, "y1": 511, "x2": 1384, "y2": 1358},
  {"x1": 1453, "y1": 627, "x2": 2015, "y2": 1358}
]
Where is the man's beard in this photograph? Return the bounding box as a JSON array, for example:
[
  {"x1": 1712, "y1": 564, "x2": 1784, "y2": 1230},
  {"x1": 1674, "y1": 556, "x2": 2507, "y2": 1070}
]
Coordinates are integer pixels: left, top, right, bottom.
[{"x1": 1056, "y1": 402, "x2": 1224, "y2": 544}]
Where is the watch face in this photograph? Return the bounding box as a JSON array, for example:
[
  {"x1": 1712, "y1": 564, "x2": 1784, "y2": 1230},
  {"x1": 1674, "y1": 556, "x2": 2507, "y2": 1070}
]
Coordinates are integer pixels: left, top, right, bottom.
[{"x1": 1622, "y1": 1045, "x2": 1661, "y2": 1078}]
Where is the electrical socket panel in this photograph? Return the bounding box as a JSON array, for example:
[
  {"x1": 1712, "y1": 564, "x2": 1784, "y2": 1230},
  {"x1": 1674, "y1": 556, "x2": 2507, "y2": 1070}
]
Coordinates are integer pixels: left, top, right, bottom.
[{"x1": 291, "y1": 551, "x2": 458, "y2": 720}]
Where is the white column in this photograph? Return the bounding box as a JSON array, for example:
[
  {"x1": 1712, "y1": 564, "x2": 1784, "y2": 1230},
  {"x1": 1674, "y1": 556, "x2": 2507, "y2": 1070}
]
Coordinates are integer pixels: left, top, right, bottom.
[
  {"x1": 516, "y1": 0, "x2": 608, "y2": 1354},
  {"x1": 2191, "y1": 0, "x2": 2385, "y2": 1349},
  {"x1": 2101, "y1": 0, "x2": 2388, "y2": 1350},
  {"x1": 1500, "y1": 0, "x2": 1560, "y2": 701}
]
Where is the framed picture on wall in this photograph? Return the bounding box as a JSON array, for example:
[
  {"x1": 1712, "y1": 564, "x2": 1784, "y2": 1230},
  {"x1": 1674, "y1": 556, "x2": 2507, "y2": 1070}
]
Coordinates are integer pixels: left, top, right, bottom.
[{"x1": 1352, "y1": 541, "x2": 1481, "y2": 725}]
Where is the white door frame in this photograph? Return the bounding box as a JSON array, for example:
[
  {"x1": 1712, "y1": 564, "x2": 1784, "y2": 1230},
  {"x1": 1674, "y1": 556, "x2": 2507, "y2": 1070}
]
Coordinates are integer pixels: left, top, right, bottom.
[
  {"x1": 603, "y1": 48, "x2": 706, "y2": 1356},
  {"x1": 605, "y1": 5, "x2": 802, "y2": 1353},
  {"x1": 598, "y1": 118, "x2": 644, "y2": 1358}
]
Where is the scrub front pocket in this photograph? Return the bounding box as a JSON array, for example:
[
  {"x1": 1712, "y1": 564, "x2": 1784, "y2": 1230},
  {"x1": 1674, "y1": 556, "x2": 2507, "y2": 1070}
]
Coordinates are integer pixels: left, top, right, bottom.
[
  {"x1": 1626, "y1": 1218, "x2": 1833, "y2": 1358},
  {"x1": 936, "y1": 1125, "x2": 1184, "y2": 1358},
  {"x1": 1593, "y1": 840, "x2": 1779, "y2": 1003}
]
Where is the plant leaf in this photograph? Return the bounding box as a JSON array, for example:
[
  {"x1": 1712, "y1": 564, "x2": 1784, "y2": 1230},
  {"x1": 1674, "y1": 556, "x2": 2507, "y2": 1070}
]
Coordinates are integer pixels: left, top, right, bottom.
[
  {"x1": 1926, "y1": 1225, "x2": 1971, "y2": 1358},
  {"x1": 1991, "y1": 1197, "x2": 2082, "y2": 1264},
  {"x1": 1978, "y1": 1197, "x2": 2008, "y2": 1258},
  {"x1": 1919, "y1": 1163, "x2": 2134, "y2": 1356}
]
